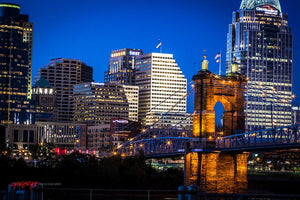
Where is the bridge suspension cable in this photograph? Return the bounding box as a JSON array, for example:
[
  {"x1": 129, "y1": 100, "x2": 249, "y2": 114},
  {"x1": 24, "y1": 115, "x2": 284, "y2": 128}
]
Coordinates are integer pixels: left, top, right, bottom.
[
  {"x1": 211, "y1": 77, "x2": 297, "y2": 130},
  {"x1": 211, "y1": 77, "x2": 299, "y2": 110},
  {"x1": 121, "y1": 86, "x2": 195, "y2": 145},
  {"x1": 93, "y1": 80, "x2": 195, "y2": 151}
]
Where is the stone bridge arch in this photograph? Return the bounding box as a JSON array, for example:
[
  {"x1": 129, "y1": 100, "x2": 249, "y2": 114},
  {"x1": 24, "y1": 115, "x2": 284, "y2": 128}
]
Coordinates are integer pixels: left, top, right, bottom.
[
  {"x1": 185, "y1": 56, "x2": 249, "y2": 193},
  {"x1": 192, "y1": 69, "x2": 247, "y2": 140}
]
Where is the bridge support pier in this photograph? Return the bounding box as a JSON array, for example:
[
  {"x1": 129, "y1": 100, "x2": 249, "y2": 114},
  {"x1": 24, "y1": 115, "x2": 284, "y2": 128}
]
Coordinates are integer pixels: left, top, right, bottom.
[{"x1": 185, "y1": 152, "x2": 249, "y2": 193}]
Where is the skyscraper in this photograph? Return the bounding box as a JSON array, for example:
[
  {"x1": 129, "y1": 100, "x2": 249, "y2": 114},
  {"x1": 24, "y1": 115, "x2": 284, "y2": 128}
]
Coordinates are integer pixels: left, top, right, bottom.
[
  {"x1": 37, "y1": 58, "x2": 93, "y2": 122},
  {"x1": 73, "y1": 82, "x2": 129, "y2": 125},
  {"x1": 226, "y1": 0, "x2": 293, "y2": 131},
  {"x1": 135, "y1": 53, "x2": 187, "y2": 127},
  {"x1": 0, "y1": 3, "x2": 34, "y2": 124},
  {"x1": 104, "y1": 48, "x2": 143, "y2": 85}
]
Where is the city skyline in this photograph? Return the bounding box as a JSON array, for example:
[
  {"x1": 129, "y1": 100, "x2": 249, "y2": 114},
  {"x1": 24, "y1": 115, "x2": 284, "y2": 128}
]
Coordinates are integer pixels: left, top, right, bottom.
[{"x1": 2, "y1": 0, "x2": 299, "y2": 111}]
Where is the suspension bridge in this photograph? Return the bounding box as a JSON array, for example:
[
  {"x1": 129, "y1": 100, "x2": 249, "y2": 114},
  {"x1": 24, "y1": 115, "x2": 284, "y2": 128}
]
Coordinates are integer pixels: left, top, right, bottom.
[
  {"x1": 115, "y1": 56, "x2": 300, "y2": 193},
  {"x1": 116, "y1": 72, "x2": 299, "y2": 157}
]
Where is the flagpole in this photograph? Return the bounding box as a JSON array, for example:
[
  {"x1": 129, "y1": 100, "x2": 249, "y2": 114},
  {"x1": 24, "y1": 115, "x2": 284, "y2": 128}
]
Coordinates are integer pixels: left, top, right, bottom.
[
  {"x1": 219, "y1": 50, "x2": 222, "y2": 75},
  {"x1": 156, "y1": 39, "x2": 162, "y2": 53},
  {"x1": 160, "y1": 42, "x2": 162, "y2": 53}
]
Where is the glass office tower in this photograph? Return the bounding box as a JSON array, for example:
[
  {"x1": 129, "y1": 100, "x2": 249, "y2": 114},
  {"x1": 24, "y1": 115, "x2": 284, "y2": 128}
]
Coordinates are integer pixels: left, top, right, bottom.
[
  {"x1": 73, "y1": 82, "x2": 129, "y2": 125},
  {"x1": 226, "y1": 0, "x2": 293, "y2": 131},
  {"x1": 0, "y1": 3, "x2": 34, "y2": 125},
  {"x1": 104, "y1": 48, "x2": 143, "y2": 85}
]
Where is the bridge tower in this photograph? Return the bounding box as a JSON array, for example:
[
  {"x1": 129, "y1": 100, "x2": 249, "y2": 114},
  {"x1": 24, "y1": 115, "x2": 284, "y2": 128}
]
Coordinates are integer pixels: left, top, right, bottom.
[
  {"x1": 185, "y1": 54, "x2": 249, "y2": 193},
  {"x1": 193, "y1": 55, "x2": 247, "y2": 140}
]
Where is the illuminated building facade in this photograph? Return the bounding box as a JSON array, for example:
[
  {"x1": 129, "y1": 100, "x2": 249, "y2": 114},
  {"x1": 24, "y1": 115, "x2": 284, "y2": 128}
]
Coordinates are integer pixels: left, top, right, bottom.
[
  {"x1": 0, "y1": 3, "x2": 35, "y2": 124},
  {"x1": 110, "y1": 118, "x2": 141, "y2": 147},
  {"x1": 73, "y1": 82, "x2": 129, "y2": 125},
  {"x1": 31, "y1": 78, "x2": 57, "y2": 122},
  {"x1": 7, "y1": 124, "x2": 37, "y2": 151},
  {"x1": 104, "y1": 48, "x2": 143, "y2": 85},
  {"x1": 87, "y1": 125, "x2": 110, "y2": 151},
  {"x1": 292, "y1": 106, "x2": 300, "y2": 125},
  {"x1": 226, "y1": 0, "x2": 293, "y2": 130},
  {"x1": 35, "y1": 122, "x2": 86, "y2": 149},
  {"x1": 37, "y1": 58, "x2": 93, "y2": 122},
  {"x1": 123, "y1": 85, "x2": 139, "y2": 121},
  {"x1": 135, "y1": 53, "x2": 187, "y2": 127},
  {"x1": 7, "y1": 122, "x2": 87, "y2": 151},
  {"x1": 146, "y1": 113, "x2": 193, "y2": 130}
]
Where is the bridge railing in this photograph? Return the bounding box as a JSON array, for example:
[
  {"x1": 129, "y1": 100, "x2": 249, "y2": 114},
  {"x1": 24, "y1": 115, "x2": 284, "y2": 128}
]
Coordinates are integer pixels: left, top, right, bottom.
[
  {"x1": 216, "y1": 124, "x2": 300, "y2": 150},
  {"x1": 117, "y1": 137, "x2": 192, "y2": 157}
]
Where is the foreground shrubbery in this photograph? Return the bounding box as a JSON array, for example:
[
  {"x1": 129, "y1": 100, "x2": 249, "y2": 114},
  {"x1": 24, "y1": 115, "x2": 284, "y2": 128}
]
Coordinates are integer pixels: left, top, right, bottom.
[{"x1": 0, "y1": 153, "x2": 183, "y2": 190}]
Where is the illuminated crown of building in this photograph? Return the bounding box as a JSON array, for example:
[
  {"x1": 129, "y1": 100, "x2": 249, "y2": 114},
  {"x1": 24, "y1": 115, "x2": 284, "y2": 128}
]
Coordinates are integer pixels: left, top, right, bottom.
[{"x1": 240, "y1": 0, "x2": 281, "y2": 12}]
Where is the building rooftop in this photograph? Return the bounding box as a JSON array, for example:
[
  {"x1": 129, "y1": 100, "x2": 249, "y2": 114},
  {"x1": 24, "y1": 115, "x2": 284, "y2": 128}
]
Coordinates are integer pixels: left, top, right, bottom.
[
  {"x1": 33, "y1": 78, "x2": 52, "y2": 88},
  {"x1": 0, "y1": 3, "x2": 20, "y2": 9},
  {"x1": 240, "y1": 0, "x2": 281, "y2": 12}
]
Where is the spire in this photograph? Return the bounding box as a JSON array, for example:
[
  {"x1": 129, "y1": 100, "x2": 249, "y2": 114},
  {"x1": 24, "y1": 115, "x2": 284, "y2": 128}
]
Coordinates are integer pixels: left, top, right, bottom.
[{"x1": 201, "y1": 50, "x2": 209, "y2": 71}]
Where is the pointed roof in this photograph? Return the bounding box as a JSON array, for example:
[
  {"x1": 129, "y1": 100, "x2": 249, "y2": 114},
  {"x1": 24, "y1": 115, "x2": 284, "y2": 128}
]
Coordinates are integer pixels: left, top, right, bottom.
[
  {"x1": 33, "y1": 78, "x2": 52, "y2": 88},
  {"x1": 240, "y1": 0, "x2": 281, "y2": 12}
]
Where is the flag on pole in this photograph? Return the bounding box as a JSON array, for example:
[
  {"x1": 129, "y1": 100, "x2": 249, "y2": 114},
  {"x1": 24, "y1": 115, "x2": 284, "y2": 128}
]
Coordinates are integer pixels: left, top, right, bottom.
[
  {"x1": 156, "y1": 40, "x2": 162, "y2": 49},
  {"x1": 215, "y1": 52, "x2": 221, "y2": 63}
]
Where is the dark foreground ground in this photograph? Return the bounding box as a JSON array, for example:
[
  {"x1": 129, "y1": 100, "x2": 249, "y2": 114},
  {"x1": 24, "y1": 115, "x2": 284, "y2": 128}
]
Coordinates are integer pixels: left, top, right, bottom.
[
  {"x1": 1, "y1": 154, "x2": 300, "y2": 199},
  {"x1": 248, "y1": 173, "x2": 300, "y2": 194}
]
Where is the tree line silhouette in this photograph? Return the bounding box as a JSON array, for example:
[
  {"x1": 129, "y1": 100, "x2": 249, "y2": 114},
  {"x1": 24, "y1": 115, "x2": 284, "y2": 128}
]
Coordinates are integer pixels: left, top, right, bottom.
[{"x1": 0, "y1": 151, "x2": 183, "y2": 190}]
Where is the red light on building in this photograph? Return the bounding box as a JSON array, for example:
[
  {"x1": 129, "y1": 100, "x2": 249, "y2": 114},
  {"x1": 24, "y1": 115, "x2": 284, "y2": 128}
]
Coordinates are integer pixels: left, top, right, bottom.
[
  {"x1": 79, "y1": 149, "x2": 82, "y2": 154},
  {"x1": 55, "y1": 148, "x2": 60, "y2": 155},
  {"x1": 62, "y1": 149, "x2": 67, "y2": 155},
  {"x1": 55, "y1": 148, "x2": 67, "y2": 155}
]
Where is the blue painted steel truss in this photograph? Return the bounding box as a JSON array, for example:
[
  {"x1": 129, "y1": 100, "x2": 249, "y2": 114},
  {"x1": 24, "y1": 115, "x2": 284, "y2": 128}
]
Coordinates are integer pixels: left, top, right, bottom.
[
  {"x1": 117, "y1": 137, "x2": 192, "y2": 157},
  {"x1": 117, "y1": 125, "x2": 300, "y2": 157},
  {"x1": 216, "y1": 125, "x2": 300, "y2": 151}
]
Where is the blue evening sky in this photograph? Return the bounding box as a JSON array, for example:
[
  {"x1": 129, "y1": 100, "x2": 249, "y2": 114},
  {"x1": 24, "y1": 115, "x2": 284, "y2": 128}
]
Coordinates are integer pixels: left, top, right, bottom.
[{"x1": 2, "y1": 0, "x2": 300, "y2": 113}]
